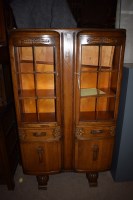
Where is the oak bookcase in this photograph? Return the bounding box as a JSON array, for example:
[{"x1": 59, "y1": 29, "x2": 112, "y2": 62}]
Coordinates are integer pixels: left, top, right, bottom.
[{"x1": 9, "y1": 29, "x2": 126, "y2": 189}]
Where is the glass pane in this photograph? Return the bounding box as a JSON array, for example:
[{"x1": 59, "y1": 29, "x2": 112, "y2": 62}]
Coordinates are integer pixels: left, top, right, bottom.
[
  {"x1": 20, "y1": 63, "x2": 33, "y2": 73},
  {"x1": 97, "y1": 97, "x2": 115, "y2": 120},
  {"x1": 21, "y1": 74, "x2": 35, "y2": 90},
  {"x1": 100, "y1": 46, "x2": 115, "y2": 68},
  {"x1": 80, "y1": 97, "x2": 96, "y2": 112},
  {"x1": 79, "y1": 97, "x2": 115, "y2": 121},
  {"x1": 82, "y1": 46, "x2": 99, "y2": 66},
  {"x1": 18, "y1": 69, "x2": 35, "y2": 97},
  {"x1": 36, "y1": 64, "x2": 54, "y2": 72},
  {"x1": 19, "y1": 47, "x2": 33, "y2": 61},
  {"x1": 80, "y1": 97, "x2": 96, "y2": 121},
  {"x1": 36, "y1": 74, "x2": 55, "y2": 98},
  {"x1": 81, "y1": 72, "x2": 97, "y2": 89},
  {"x1": 35, "y1": 46, "x2": 54, "y2": 63},
  {"x1": 98, "y1": 71, "x2": 118, "y2": 94},
  {"x1": 20, "y1": 99, "x2": 37, "y2": 122},
  {"x1": 38, "y1": 99, "x2": 56, "y2": 122}
]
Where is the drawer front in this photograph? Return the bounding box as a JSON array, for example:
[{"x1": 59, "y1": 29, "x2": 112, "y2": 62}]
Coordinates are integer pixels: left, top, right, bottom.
[
  {"x1": 19, "y1": 126, "x2": 61, "y2": 142},
  {"x1": 75, "y1": 126, "x2": 115, "y2": 140},
  {"x1": 75, "y1": 137, "x2": 114, "y2": 171},
  {"x1": 20, "y1": 141, "x2": 62, "y2": 173}
]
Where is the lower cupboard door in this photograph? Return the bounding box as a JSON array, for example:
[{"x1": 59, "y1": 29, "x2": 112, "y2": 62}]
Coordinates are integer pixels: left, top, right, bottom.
[
  {"x1": 20, "y1": 141, "x2": 62, "y2": 174},
  {"x1": 75, "y1": 137, "x2": 114, "y2": 171}
]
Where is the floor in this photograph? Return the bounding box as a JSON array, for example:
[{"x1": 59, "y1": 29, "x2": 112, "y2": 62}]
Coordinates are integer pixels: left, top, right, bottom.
[{"x1": 0, "y1": 165, "x2": 133, "y2": 200}]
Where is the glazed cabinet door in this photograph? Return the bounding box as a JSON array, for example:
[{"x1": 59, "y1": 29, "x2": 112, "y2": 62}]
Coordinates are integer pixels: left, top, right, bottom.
[
  {"x1": 10, "y1": 32, "x2": 61, "y2": 125},
  {"x1": 75, "y1": 32, "x2": 125, "y2": 123},
  {"x1": 74, "y1": 31, "x2": 126, "y2": 171},
  {"x1": 10, "y1": 31, "x2": 62, "y2": 174}
]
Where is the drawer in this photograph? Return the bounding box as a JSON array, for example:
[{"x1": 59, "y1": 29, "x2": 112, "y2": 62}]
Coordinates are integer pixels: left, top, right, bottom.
[
  {"x1": 75, "y1": 126, "x2": 115, "y2": 140},
  {"x1": 19, "y1": 126, "x2": 61, "y2": 142}
]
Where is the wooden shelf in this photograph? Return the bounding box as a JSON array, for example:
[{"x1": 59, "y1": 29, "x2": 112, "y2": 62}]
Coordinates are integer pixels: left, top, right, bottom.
[
  {"x1": 20, "y1": 60, "x2": 54, "y2": 65},
  {"x1": 18, "y1": 89, "x2": 56, "y2": 98},
  {"x1": 80, "y1": 88, "x2": 116, "y2": 97},
  {"x1": 81, "y1": 88, "x2": 105, "y2": 97},
  {"x1": 21, "y1": 113, "x2": 56, "y2": 122},
  {"x1": 81, "y1": 65, "x2": 118, "y2": 72},
  {"x1": 79, "y1": 111, "x2": 114, "y2": 121}
]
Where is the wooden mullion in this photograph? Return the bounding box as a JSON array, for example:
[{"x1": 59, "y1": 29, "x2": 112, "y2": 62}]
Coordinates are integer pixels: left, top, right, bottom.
[
  {"x1": 32, "y1": 46, "x2": 39, "y2": 122},
  {"x1": 95, "y1": 45, "x2": 101, "y2": 119},
  {"x1": 53, "y1": 45, "x2": 57, "y2": 122},
  {"x1": 16, "y1": 47, "x2": 25, "y2": 121}
]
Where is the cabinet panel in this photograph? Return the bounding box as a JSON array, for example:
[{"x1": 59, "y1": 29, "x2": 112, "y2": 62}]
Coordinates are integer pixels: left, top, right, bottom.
[
  {"x1": 75, "y1": 137, "x2": 114, "y2": 171},
  {"x1": 21, "y1": 141, "x2": 62, "y2": 173}
]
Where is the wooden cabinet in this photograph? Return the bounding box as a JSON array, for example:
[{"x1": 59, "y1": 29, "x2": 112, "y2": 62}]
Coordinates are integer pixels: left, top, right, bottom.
[
  {"x1": 0, "y1": 0, "x2": 18, "y2": 190},
  {"x1": 74, "y1": 31, "x2": 125, "y2": 185},
  {"x1": 9, "y1": 29, "x2": 126, "y2": 189},
  {"x1": 0, "y1": 0, "x2": 6, "y2": 45}
]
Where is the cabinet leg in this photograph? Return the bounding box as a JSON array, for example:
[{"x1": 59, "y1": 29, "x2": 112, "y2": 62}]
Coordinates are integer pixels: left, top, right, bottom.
[
  {"x1": 86, "y1": 172, "x2": 98, "y2": 187},
  {"x1": 36, "y1": 175, "x2": 49, "y2": 190}
]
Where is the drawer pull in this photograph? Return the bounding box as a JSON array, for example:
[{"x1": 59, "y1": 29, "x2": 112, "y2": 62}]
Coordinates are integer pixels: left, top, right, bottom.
[
  {"x1": 33, "y1": 132, "x2": 47, "y2": 137},
  {"x1": 37, "y1": 147, "x2": 44, "y2": 163},
  {"x1": 90, "y1": 130, "x2": 103, "y2": 134}
]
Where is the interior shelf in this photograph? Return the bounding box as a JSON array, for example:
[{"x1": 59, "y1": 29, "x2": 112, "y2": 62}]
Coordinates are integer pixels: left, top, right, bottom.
[
  {"x1": 21, "y1": 113, "x2": 56, "y2": 122},
  {"x1": 20, "y1": 60, "x2": 54, "y2": 65},
  {"x1": 18, "y1": 89, "x2": 56, "y2": 98},
  {"x1": 81, "y1": 64, "x2": 116, "y2": 71},
  {"x1": 81, "y1": 88, "x2": 105, "y2": 97},
  {"x1": 80, "y1": 88, "x2": 116, "y2": 97},
  {"x1": 80, "y1": 111, "x2": 114, "y2": 121}
]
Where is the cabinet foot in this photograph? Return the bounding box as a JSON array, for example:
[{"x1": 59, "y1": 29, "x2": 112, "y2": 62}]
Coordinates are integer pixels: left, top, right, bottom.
[
  {"x1": 86, "y1": 172, "x2": 98, "y2": 187},
  {"x1": 36, "y1": 175, "x2": 49, "y2": 190}
]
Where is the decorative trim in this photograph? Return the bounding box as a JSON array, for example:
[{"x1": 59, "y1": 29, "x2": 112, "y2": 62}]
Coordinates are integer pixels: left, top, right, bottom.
[
  {"x1": 19, "y1": 133, "x2": 27, "y2": 141},
  {"x1": 13, "y1": 37, "x2": 55, "y2": 46},
  {"x1": 80, "y1": 36, "x2": 122, "y2": 45},
  {"x1": 52, "y1": 126, "x2": 61, "y2": 138},
  {"x1": 75, "y1": 127, "x2": 84, "y2": 137},
  {"x1": 110, "y1": 127, "x2": 115, "y2": 136}
]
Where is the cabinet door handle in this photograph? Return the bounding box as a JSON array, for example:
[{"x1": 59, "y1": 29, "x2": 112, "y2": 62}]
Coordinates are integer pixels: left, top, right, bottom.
[
  {"x1": 92, "y1": 145, "x2": 99, "y2": 161},
  {"x1": 91, "y1": 130, "x2": 103, "y2": 134},
  {"x1": 33, "y1": 132, "x2": 47, "y2": 137},
  {"x1": 37, "y1": 147, "x2": 44, "y2": 163}
]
